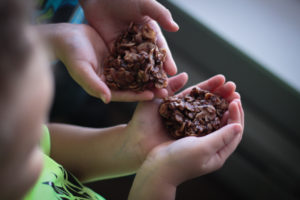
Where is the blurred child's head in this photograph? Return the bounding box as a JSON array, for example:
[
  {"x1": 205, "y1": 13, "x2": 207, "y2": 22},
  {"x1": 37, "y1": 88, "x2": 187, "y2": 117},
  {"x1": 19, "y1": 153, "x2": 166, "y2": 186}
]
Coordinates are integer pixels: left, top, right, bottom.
[
  {"x1": 0, "y1": 0, "x2": 53, "y2": 133},
  {"x1": 0, "y1": 0, "x2": 54, "y2": 198}
]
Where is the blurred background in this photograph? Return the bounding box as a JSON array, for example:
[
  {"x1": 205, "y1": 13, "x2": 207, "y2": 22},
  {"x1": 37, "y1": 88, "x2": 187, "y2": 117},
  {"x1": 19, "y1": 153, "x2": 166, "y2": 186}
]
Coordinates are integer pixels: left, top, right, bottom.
[{"x1": 49, "y1": 0, "x2": 300, "y2": 199}]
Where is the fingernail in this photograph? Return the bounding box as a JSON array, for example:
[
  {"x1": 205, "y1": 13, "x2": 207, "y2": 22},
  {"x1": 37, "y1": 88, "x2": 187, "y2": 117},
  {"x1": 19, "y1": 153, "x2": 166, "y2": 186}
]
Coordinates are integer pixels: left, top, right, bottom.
[
  {"x1": 172, "y1": 20, "x2": 179, "y2": 30},
  {"x1": 234, "y1": 99, "x2": 240, "y2": 104},
  {"x1": 100, "y1": 94, "x2": 107, "y2": 103}
]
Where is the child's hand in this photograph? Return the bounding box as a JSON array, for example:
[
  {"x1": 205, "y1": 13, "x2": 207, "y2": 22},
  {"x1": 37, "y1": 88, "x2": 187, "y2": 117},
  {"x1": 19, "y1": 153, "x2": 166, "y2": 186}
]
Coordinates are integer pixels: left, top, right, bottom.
[
  {"x1": 129, "y1": 112, "x2": 243, "y2": 200},
  {"x1": 80, "y1": 0, "x2": 179, "y2": 100},
  {"x1": 126, "y1": 74, "x2": 243, "y2": 171},
  {"x1": 39, "y1": 23, "x2": 167, "y2": 103},
  {"x1": 141, "y1": 100, "x2": 243, "y2": 185},
  {"x1": 128, "y1": 75, "x2": 244, "y2": 199},
  {"x1": 44, "y1": 23, "x2": 110, "y2": 102}
]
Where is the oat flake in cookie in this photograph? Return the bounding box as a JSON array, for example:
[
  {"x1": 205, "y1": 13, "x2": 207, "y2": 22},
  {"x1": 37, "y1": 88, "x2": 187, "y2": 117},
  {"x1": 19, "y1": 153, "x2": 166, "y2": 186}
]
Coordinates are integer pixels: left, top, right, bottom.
[
  {"x1": 103, "y1": 22, "x2": 168, "y2": 91},
  {"x1": 159, "y1": 87, "x2": 229, "y2": 139}
]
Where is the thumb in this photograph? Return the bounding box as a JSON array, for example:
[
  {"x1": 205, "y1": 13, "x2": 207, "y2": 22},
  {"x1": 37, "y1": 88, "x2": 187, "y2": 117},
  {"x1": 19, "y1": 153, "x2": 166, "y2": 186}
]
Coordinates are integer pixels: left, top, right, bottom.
[
  {"x1": 167, "y1": 72, "x2": 188, "y2": 95},
  {"x1": 197, "y1": 123, "x2": 242, "y2": 173},
  {"x1": 67, "y1": 61, "x2": 111, "y2": 103},
  {"x1": 203, "y1": 123, "x2": 242, "y2": 154},
  {"x1": 140, "y1": 0, "x2": 179, "y2": 32}
]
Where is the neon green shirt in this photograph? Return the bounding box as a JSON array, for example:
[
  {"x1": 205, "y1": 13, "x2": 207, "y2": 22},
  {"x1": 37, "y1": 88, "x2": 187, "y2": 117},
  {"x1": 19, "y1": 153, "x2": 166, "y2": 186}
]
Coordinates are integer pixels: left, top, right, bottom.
[{"x1": 24, "y1": 126, "x2": 105, "y2": 200}]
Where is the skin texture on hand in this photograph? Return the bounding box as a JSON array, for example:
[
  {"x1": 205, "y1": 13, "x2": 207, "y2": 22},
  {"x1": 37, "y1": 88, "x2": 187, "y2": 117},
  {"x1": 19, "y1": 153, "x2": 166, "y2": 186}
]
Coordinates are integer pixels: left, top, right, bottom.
[
  {"x1": 128, "y1": 75, "x2": 244, "y2": 200},
  {"x1": 38, "y1": 23, "x2": 161, "y2": 103},
  {"x1": 37, "y1": 23, "x2": 110, "y2": 101},
  {"x1": 80, "y1": 0, "x2": 179, "y2": 102},
  {"x1": 46, "y1": 73, "x2": 188, "y2": 182},
  {"x1": 127, "y1": 75, "x2": 243, "y2": 163}
]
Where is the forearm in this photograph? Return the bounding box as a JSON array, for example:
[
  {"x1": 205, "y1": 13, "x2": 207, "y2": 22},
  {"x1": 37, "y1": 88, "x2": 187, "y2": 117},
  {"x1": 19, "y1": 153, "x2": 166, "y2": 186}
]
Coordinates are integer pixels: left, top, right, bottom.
[{"x1": 47, "y1": 123, "x2": 142, "y2": 182}]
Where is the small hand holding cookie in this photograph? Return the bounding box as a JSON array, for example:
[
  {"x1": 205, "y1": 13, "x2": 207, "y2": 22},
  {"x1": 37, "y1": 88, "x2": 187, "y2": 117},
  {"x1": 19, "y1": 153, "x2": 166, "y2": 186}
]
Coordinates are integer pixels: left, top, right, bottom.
[
  {"x1": 38, "y1": 23, "x2": 161, "y2": 103},
  {"x1": 128, "y1": 74, "x2": 244, "y2": 200},
  {"x1": 80, "y1": 0, "x2": 179, "y2": 102}
]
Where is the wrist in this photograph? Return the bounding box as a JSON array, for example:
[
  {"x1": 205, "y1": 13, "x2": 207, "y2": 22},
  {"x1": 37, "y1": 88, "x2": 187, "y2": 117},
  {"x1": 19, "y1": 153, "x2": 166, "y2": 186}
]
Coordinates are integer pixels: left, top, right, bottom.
[
  {"x1": 129, "y1": 158, "x2": 177, "y2": 200},
  {"x1": 122, "y1": 123, "x2": 145, "y2": 169},
  {"x1": 34, "y1": 24, "x2": 61, "y2": 60},
  {"x1": 142, "y1": 150, "x2": 183, "y2": 187},
  {"x1": 142, "y1": 144, "x2": 197, "y2": 186}
]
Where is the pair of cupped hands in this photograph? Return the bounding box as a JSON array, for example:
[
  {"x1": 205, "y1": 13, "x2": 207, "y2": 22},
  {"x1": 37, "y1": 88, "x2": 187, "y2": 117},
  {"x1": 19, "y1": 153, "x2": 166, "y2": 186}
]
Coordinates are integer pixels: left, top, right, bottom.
[{"x1": 49, "y1": 0, "x2": 244, "y2": 187}]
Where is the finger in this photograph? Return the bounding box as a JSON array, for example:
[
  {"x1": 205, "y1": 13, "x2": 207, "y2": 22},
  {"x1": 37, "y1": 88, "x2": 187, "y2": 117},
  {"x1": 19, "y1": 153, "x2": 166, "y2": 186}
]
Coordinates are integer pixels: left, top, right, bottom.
[
  {"x1": 111, "y1": 90, "x2": 154, "y2": 102},
  {"x1": 226, "y1": 92, "x2": 241, "y2": 102},
  {"x1": 140, "y1": 0, "x2": 179, "y2": 32},
  {"x1": 148, "y1": 72, "x2": 188, "y2": 98},
  {"x1": 153, "y1": 88, "x2": 168, "y2": 99},
  {"x1": 166, "y1": 72, "x2": 189, "y2": 96},
  {"x1": 221, "y1": 95, "x2": 241, "y2": 126},
  {"x1": 178, "y1": 74, "x2": 225, "y2": 97},
  {"x1": 216, "y1": 130, "x2": 242, "y2": 161},
  {"x1": 198, "y1": 74, "x2": 226, "y2": 90},
  {"x1": 149, "y1": 21, "x2": 177, "y2": 76},
  {"x1": 227, "y1": 100, "x2": 242, "y2": 125},
  {"x1": 69, "y1": 61, "x2": 111, "y2": 103},
  {"x1": 213, "y1": 81, "x2": 236, "y2": 100},
  {"x1": 237, "y1": 99, "x2": 245, "y2": 128},
  {"x1": 158, "y1": 32, "x2": 177, "y2": 76},
  {"x1": 202, "y1": 123, "x2": 242, "y2": 154},
  {"x1": 231, "y1": 99, "x2": 244, "y2": 139},
  {"x1": 200, "y1": 123, "x2": 242, "y2": 173},
  {"x1": 220, "y1": 111, "x2": 229, "y2": 127}
]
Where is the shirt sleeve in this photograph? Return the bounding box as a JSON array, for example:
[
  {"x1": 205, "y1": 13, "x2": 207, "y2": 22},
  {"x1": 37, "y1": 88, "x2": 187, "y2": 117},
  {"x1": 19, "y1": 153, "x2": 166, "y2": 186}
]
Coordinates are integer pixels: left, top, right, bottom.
[{"x1": 40, "y1": 125, "x2": 51, "y2": 156}]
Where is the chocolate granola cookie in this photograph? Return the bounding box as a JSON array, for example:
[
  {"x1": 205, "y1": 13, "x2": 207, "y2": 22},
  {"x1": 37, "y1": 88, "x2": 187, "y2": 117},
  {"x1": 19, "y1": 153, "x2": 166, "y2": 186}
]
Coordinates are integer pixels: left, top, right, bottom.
[
  {"x1": 103, "y1": 22, "x2": 168, "y2": 91},
  {"x1": 159, "y1": 87, "x2": 229, "y2": 139}
]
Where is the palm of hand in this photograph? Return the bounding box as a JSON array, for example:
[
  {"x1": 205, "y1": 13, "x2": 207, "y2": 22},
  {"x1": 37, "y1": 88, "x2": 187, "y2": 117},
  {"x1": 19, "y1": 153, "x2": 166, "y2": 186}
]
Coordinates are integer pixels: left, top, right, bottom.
[
  {"x1": 148, "y1": 98, "x2": 243, "y2": 184},
  {"x1": 127, "y1": 99, "x2": 173, "y2": 161},
  {"x1": 55, "y1": 24, "x2": 110, "y2": 99},
  {"x1": 81, "y1": 0, "x2": 179, "y2": 102},
  {"x1": 128, "y1": 75, "x2": 244, "y2": 176},
  {"x1": 81, "y1": 0, "x2": 149, "y2": 46},
  {"x1": 81, "y1": 0, "x2": 171, "y2": 46}
]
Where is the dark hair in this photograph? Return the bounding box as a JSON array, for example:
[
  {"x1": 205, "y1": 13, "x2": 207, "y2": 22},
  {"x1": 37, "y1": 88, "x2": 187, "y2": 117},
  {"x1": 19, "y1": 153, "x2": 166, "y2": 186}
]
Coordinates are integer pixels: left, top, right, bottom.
[{"x1": 0, "y1": 0, "x2": 33, "y2": 88}]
